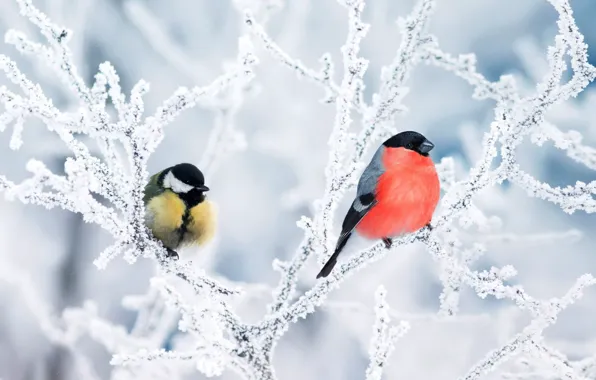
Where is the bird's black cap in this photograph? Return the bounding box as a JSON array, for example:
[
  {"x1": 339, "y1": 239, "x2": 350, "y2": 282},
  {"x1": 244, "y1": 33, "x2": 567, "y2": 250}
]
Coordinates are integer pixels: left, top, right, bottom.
[
  {"x1": 171, "y1": 163, "x2": 209, "y2": 191},
  {"x1": 383, "y1": 131, "x2": 434, "y2": 156}
]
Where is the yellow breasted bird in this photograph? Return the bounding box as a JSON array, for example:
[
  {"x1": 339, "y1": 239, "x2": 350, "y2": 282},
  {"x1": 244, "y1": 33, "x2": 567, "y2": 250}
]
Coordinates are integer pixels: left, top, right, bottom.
[{"x1": 143, "y1": 163, "x2": 216, "y2": 259}]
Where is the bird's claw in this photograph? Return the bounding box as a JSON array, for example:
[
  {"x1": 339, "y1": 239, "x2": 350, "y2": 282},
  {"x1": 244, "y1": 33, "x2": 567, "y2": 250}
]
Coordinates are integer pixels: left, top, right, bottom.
[
  {"x1": 382, "y1": 237, "x2": 393, "y2": 249},
  {"x1": 426, "y1": 223, "x2": 433, "y2": 232},
  {"x1": 166, "y1": 248, "x2": 179, "y2": 260}
]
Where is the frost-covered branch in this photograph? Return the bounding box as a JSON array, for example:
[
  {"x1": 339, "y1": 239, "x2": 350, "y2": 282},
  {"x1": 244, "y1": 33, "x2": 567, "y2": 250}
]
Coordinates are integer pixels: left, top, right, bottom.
[
  {"x1": 0, "y1": 263, "x2": 110, "y2": 380},
  {"x1": 353, "y1": 0, "x2": 434, "y2": 162},
  {"x1": 113, "y1": 2, "x2": 268, "y2": 368},
  {"x1": 260, "y1": 0, "x2": 435, "y2": 323},
  {"x1": 245, "y1": 12, "x2": 340, "y2": 105},
  {"x1": 0, "y1": 0, "x2": 261, "y2": 377},
  {"x1": 364, "y1": 286, "x2": 410, "y2": 380},
  {"x1": 244, "y1": 0, "x2": 596, "y2": 373},
  {"x1": 124, "y1": 0, "x2": 252, "y2": 178},
  {"x1": 403, "y1": 0, "x2": 596, "y2": 320},
  {"x1": 324, "y1": 299, "x2": 490, "y2": 324},
  {"x1": 1, "y1": 0, "x2": 257, "y2": 303},
  {"x1": 531, "y1": 122, "x2": 596, "y2": 171},
  {"x1": 460, "y1": 275, "x2": 595, "y2": 380},
  {"x1": 1, "y1": 0, "x2": 596, "y2": 378}
]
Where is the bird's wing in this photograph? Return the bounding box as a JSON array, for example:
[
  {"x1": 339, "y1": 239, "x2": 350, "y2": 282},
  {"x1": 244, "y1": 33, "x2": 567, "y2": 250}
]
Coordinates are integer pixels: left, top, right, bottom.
[
  {"x1": 356, "y1": 145, "x2": 384, "y2": 198},
  {"x1": 317, "y1": 147, "x2": 385, "y2": 278},
  {"x1": 143, "y1": 170, "x2": 165, "y2": 205},
  {"x1": 318, "y1": 193, "x2": 377, "y2": 278},
  {"x1": 334, "y1": 147, "x2": 385, "y2": 250},
  {"x1": 335, "y1": 193, "x2": 377, "y2": 249}
]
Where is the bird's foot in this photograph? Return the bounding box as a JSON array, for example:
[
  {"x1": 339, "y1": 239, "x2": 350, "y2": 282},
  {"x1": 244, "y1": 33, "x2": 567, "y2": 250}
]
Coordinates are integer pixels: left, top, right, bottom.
[
  {"x1": 166, "y1": 248, "x2": 179, "y2": 260},
  {"x1": 426, "y1": 223, "x2": 434, "y2": 232},
  {"x1": 382, "y1": 237, "x2": 393, "y2": 249}
]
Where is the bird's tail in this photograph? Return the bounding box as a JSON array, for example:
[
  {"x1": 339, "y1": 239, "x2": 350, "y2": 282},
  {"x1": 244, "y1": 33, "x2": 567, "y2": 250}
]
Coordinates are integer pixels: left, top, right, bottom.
[{"x1": 316, "y1": 232, "x2": 351, "y2": 278}]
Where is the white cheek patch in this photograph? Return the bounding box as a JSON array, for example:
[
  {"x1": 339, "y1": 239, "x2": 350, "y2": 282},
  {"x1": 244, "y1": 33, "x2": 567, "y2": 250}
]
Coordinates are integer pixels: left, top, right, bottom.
[{"x1": 164, "y1": 171, "x2": 194, "y2": 193}]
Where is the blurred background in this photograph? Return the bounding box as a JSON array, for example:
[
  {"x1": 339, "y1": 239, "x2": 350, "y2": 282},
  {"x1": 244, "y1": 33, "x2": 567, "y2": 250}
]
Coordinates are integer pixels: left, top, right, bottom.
[{"x1": 1, "y1": 0, "x2": 596, "y2": 379}]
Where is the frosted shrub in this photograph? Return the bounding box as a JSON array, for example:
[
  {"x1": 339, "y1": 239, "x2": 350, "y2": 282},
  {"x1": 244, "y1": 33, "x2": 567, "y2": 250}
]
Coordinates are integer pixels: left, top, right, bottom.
[{"x1": 0, "y1": 0, "x2": 595, "y2": 379}]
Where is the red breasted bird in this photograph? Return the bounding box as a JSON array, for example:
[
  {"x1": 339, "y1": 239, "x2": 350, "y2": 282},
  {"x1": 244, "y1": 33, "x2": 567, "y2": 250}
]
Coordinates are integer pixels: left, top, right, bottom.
[{"x1": 316, "y1": 131, "x2": 440, "y2": 278}]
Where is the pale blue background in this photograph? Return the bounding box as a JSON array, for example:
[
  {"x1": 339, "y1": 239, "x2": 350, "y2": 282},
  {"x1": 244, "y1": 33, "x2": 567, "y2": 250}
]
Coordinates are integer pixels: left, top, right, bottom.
[{"x1": 1, "y1": 0, "x2": 595, "y2": 379}]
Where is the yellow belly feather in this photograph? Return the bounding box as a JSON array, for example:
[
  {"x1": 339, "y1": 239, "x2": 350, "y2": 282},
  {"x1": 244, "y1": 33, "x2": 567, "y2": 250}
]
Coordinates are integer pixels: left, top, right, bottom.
[
  {"x1": 146, "y1": 190, "x2": 216, "y2": 248},
  {"x1": 146, "y1": 190, "x2": 185, "y2": 244},
  {"x1": 188, "y1": 200, "x2": 216, "y2": 245}
]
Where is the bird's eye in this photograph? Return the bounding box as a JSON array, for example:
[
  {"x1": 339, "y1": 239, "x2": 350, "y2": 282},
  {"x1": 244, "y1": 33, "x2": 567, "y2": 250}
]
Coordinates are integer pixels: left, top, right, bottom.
[{"x1": 406, "y1": 143, "x2": 413, "y2": 149}]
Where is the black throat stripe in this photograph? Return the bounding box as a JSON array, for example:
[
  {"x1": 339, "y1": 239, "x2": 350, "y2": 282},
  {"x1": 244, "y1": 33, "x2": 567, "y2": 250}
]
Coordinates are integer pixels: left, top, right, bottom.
[
  {"x1": 174, "y1": 192, "x2": 205, "y2": 247},
  {"x1": 175, "y1": 206, "x2": 192, "y2": 247}
]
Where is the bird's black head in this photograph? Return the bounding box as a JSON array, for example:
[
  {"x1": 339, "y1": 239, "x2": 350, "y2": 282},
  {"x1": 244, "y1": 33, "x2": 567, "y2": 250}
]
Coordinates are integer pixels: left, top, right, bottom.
[
  {"x1": 161, "y1": 163, "x2": 209, "y2": 195},
  {"x1": 171, "y1": 163, "x2": 208, "y2": 190},
  {"x1": 161, "y1": 163, "x2": 210, "y2": 206},
  {"x1": 383, "y1": 131, "x2": 434, "y2": 156}
]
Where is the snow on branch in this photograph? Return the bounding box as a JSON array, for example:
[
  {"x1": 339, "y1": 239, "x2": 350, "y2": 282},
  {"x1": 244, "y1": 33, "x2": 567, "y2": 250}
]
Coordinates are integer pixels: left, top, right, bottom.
[
  {"x1": 0, "y1": 264, "x2": 102, "y2": 380},
  {"x1": 247, "y1": 0, "x2": 596, "y2": 375},
  {"x1": 124, "y1": 0, "x2": 253, "y2": 178},
  {"x1": 111, "y1": 278, "x2": 239, "y2": 377},
  {"x1": 0, "y1": 0, "x2": 257, "y2": 294},
  {"x1": 244, "y1": 12, "x2": 339, "y2": 105},
  {"x1": 0, "y1": 0, "x2": 260, "y2": 374},
  {"x1": 460, "y1": 274, "x2": 595, "y2": 380},
  {"x1": 1, "y1": 0, "x2": 596, "y2": 378},
  {"x1": 365, "y1": 286, "x2": 410, "y2": 380},
  {"x1": 113, "y1": 3, "x2": 269, "y2": 366}
]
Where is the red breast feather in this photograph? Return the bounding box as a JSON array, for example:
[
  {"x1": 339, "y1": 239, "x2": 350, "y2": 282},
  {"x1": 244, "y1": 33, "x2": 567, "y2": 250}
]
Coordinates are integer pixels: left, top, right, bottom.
[{"x1": 355, "y1": 147, "x2": 440, "y2": 239}]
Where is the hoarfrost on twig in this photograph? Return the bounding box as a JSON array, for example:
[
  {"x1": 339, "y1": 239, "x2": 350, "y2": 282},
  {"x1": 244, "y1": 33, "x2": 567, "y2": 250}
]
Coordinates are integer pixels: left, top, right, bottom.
[
  {"x1": 1, "y1": 0, "x2": 595, "y2": 378},
  {"x1": 365, "y1": 286, "x2": 410, "y2": 380}
]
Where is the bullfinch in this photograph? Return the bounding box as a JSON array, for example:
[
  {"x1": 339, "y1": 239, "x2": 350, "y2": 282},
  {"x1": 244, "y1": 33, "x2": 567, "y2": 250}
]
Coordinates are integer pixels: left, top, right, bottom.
[
  {"x1": 144, "y1": 163, "x2": 216, "y2": 259},
  {"x1": 316, "y1": 131, "x2": 440, "y2": 278}
]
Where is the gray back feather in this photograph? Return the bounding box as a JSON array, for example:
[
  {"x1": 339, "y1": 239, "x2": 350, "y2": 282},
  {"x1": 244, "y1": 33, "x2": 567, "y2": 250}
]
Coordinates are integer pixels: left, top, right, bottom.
[{"x1": 357, "y1": 146, "x2": 385, "y2": 197}]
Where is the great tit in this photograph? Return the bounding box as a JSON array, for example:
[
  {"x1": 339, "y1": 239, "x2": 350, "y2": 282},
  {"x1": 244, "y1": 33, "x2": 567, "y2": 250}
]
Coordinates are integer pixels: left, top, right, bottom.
[{"x1": 143, "y1": 163, "x2": 216, "y2": 259}]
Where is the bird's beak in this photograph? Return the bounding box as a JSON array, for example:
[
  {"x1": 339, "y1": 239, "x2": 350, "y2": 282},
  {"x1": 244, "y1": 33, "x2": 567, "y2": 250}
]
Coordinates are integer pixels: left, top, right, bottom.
[
  {"x1": 419, "y1": 139, "x2": 434, "y2": 154},
  {"x1": 196, "y1": 185, "x2": 210, "y2": 192}
]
